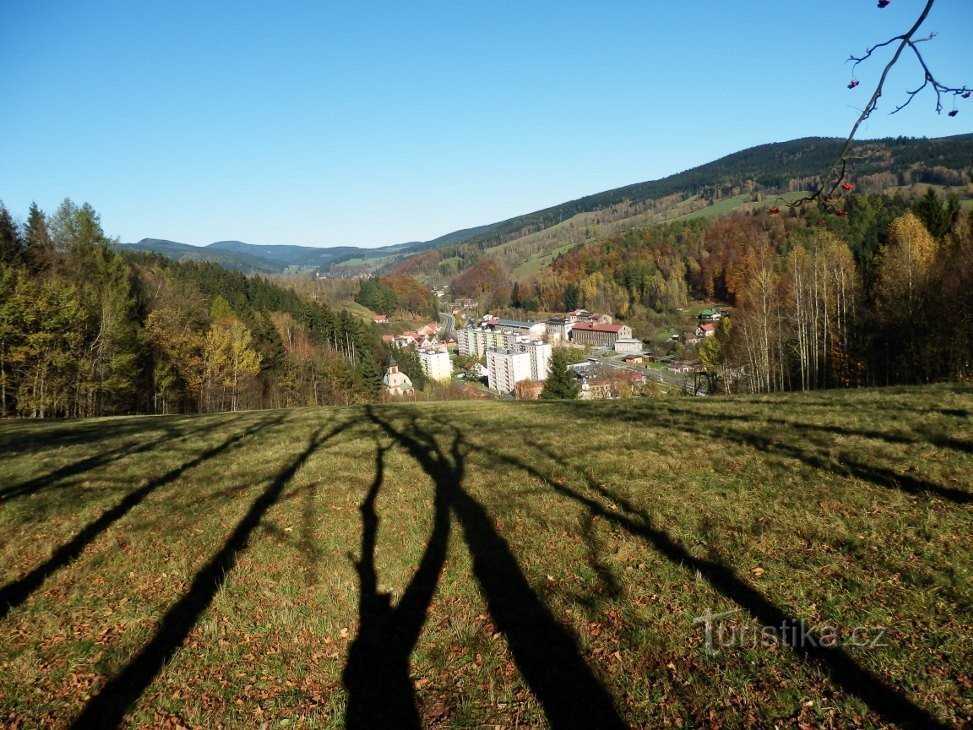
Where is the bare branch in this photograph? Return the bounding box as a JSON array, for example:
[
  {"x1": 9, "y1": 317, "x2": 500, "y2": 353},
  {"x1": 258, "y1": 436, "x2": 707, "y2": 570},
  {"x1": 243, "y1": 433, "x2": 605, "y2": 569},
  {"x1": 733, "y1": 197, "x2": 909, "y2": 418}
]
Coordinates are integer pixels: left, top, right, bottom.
[{"x1": 785, "y1": 0, "x2": 968, "y2": 214}]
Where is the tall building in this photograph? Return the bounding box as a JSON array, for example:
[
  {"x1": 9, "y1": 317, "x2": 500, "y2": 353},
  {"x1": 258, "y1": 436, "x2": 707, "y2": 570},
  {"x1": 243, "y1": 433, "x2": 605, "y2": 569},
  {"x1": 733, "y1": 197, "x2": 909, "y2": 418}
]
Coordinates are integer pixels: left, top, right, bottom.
[
  {"x1": 418, "y1": 348, "x2": 452, "y2": 382},
  {"x1": 485, "y1": 340, "x2": 551, "y2": 393},
  {"x1": 486, "y1": 349, "x2": 532, "y2": 394},
  {"x1": 522, "y1": 340, "x2": 552, "y2": 381}
]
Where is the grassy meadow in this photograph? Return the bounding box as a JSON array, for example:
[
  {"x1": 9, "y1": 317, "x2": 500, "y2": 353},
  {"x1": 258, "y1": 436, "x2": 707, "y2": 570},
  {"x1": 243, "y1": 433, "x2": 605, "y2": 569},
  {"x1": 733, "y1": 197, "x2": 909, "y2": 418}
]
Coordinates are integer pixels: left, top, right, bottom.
[{"x1": 1, "y1": 385, "x2": 971, "y2": 728}]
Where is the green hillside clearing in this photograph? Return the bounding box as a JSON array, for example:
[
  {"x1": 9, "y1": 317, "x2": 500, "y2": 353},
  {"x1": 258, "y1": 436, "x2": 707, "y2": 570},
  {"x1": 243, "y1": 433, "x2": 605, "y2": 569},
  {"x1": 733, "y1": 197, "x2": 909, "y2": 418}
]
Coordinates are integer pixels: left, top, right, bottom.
[{"x1": 1, "y1": 385, "x2": 970, "y2": 727}]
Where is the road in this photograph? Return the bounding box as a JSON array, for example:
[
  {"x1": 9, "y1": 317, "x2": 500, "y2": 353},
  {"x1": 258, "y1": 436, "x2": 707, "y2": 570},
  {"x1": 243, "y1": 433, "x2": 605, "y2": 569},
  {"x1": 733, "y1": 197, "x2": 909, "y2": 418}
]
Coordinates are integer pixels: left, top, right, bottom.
[{"x1": 439, "y1": 310, "x2": 455, "y2": 337}]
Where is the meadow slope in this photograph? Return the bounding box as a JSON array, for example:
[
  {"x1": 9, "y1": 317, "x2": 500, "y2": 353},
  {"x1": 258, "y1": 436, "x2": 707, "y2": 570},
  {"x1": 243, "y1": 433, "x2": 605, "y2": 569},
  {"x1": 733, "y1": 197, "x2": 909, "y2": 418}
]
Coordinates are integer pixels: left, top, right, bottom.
[{"x1": 1, "y1": 386, "x2": 971, "y2": 728}]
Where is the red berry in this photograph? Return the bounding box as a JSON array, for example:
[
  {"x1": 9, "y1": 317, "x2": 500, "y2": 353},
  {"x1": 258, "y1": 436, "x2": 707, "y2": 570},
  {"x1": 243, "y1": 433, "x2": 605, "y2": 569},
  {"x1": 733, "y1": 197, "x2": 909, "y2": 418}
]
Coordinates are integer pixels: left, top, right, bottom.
[
  {"x1": 770, "y1": 206, "x2": 780, "y2": 215},
  {"x1": 837, "y1": 210, "x2": 848, "y2": 217},
  {"x1": 949, "y1": 109, "x2": 959, "y2": 117},
  {"x1": 848, "y1": 80, "x2": 860, "y2": 89},
  {"x1": 841, "y1": 182, "x2": 853, "y2": 191}
]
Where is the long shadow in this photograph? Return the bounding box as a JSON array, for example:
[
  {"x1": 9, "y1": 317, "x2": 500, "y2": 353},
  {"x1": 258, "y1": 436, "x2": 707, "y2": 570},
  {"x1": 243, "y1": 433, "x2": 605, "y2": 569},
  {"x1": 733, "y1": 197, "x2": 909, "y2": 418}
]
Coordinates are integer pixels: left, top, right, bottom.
[
  {"x1": 0, "y1": 425, "x2": 198, "y2": 505},
  {"x1": 665, "y1": 412, "x2": 972, "y2": 506},
  {"x1": 71, "y1": 421, "x2": 349, "y2": 729},
  {"x1": 0, "y1": 414, "x2": 286, "y2": 621},
  {"x1": 367, "y1": 409, "x2": 626, "y2": 729},
  {"x1": 546, "y1": 401, "x2": 972, "y2": 505},
  {"x1": 481, "y1": 439, "x2": 948, "y2": 730},
  {"x1": 343, "y1": 438, "x2": 452, "y2": 728},
  {"x1": 0, "y1": 415, "x2": 199, "y2": 456}
]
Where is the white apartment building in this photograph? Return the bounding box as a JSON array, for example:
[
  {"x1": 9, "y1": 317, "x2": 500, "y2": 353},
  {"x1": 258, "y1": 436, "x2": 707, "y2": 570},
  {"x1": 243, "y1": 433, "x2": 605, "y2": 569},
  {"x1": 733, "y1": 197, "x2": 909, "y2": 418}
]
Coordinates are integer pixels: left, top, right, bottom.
[
  {"x1": 418, "y1": 348, "x2": 452, "y2": 382},
  {"x1": 457, "y1": 326, "x2": 518, "y2": 358},
  {"x1": 522, "y1": 340, "x2": 551, "y2": 381},
  {"x1": 486, "y1": 349, "x2": 532, "y2": 394}
]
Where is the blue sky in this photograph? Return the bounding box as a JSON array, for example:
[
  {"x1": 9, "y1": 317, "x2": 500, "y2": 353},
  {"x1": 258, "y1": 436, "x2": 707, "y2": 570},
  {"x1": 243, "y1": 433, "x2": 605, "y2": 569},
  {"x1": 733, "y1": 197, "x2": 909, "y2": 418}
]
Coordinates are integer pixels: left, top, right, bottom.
[{"x1": 2, "y1": 1, "x2": 970, "y2": 248}]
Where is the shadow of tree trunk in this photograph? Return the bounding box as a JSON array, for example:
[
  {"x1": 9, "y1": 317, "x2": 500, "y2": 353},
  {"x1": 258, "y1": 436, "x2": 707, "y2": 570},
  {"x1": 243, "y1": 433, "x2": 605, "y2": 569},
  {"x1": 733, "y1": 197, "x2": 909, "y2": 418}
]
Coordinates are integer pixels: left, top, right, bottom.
[
  {"x1": 365, "y1": 409, "x2": 625, "y2": 729},
  {"x1": 486, "y1": 437, "x2": 948, "y2": 730},
  {"x1": 70, "y1": 420, "x2": 349, "y2": 729},
  {"x1": 343, "y1": 437, "x2": 452, "y2": 728},
  {"x1": 0, "y1": 414, "x2": 286, "y2": 622}
]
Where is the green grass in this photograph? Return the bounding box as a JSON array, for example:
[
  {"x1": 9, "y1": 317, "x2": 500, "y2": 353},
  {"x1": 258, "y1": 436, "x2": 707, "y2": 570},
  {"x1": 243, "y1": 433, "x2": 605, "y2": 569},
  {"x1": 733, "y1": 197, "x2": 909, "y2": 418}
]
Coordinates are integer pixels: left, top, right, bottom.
[{"x1": 1, "y1": 385, "x2": 971, "y2": 727}]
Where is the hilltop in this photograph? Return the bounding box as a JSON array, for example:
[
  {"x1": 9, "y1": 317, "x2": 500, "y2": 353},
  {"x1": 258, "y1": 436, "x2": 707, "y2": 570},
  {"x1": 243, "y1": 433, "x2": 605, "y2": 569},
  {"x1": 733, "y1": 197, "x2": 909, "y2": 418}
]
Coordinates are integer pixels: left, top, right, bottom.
[{"x1": 1, "y1": 385, "x2": 970, "y2": 726}]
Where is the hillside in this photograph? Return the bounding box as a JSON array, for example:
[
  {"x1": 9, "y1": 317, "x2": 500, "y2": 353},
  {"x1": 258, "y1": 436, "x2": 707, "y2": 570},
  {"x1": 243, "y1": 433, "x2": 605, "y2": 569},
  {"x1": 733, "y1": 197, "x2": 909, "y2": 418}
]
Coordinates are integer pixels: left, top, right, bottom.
[
  {"x1": 117, "y1": 135, "x2": 973, "y2": 280},
  {"x1": 389, "y1": 134, "x2": 973, "y2": 281},
  {"x1": 1, "y1": 385, "x2": 970, "y2": 727}
]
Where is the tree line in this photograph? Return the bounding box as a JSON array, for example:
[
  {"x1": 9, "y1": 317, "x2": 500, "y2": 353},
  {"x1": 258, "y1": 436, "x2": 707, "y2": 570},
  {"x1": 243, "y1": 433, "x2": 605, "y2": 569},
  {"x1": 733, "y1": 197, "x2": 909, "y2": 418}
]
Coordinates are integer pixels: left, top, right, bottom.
[
  {"x1": 0, "y1": 200, "x2": 390, "y2": 418},
  {"x1": 544, "y1": 188, "x2": 972, "y2": 391}
]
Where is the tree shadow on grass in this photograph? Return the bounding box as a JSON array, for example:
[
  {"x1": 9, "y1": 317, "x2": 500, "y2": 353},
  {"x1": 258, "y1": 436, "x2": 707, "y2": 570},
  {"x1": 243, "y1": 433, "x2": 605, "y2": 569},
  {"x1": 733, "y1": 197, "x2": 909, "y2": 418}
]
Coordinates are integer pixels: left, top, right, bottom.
[
  {"x1": 0, "y1": 420, "x2": 209, "y2": 505},
  {"x1": 478, "y1": 437, "x2": 949, "y2": 730},
  {"x1": 365, "y1": 408, "x2": 626, "y2": 729},
  {"x1": 70, "y1": 419, "x2": 353, "y2": 729},
  {"x1": 0, "y1": 413, "x2": 288, "y2": 621},
  {"x1": 343, "y1": 436, "x2": 451, "y2": 729},
  {"x1": 549, "y1": 400, "x2": 972, "y2": 505}
]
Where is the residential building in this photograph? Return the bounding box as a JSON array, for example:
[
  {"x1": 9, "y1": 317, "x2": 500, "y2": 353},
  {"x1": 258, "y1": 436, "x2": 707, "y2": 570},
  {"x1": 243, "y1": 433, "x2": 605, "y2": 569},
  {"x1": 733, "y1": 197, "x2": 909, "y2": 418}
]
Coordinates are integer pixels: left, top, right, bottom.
[
  {"x1": 522, "y1": 340, "x2": 552, "y2": 381},
  {"x1": 418, "y1": 348, "x2": 452, "y2": 382},
  {"x1": 487, "y1": 348, "x2": 532, "y2": 394},
  {"x1": 545, "y1": 316, "x2": 573, "y2": 344},
  {"x1": 372, "y1": 314, "x2": 389, "y2": 324}
]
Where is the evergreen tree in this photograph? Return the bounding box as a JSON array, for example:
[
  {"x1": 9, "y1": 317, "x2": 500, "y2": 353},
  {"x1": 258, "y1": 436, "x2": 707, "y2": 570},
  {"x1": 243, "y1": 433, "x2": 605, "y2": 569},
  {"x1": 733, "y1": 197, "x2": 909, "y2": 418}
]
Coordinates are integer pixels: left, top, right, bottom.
[
  {"x1": 0, "y1": 203, "x2": 22, "y2": 266},
  {"x1": 24, "y1": 202, "x2": 52, "y2": 271},
  {"x1": 541, "y1": 350, "x2": 580, "y2": 399}
]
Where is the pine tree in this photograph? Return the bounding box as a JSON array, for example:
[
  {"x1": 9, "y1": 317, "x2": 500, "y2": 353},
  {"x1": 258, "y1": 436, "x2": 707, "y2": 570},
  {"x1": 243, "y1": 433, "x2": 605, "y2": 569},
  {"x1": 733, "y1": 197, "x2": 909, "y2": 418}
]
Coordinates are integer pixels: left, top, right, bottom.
[
  {"x1": 540, "y1": 350, "x2": 580, "y2": 399},
  {"x1": 0, "y1": 203, "x2": 22, "y2": 266}
]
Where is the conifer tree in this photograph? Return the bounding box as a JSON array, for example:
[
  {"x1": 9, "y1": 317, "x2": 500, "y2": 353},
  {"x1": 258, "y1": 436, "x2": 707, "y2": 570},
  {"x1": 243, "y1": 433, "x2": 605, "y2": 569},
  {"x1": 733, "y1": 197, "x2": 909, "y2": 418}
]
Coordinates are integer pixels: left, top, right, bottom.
[{"x1": 541, "y1": 350, "x2": 580, "y2": 400}]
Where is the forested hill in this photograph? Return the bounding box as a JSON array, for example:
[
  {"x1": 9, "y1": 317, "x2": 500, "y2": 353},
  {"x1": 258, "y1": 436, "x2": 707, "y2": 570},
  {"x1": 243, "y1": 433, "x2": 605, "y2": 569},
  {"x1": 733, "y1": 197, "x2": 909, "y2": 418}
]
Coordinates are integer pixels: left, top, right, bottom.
[
  {"x1": 116, "y1": 135, "x2": 971, "y2": 278},
  {"x1": 429, "y1": 134, "x2": 973, "y2": 252}
]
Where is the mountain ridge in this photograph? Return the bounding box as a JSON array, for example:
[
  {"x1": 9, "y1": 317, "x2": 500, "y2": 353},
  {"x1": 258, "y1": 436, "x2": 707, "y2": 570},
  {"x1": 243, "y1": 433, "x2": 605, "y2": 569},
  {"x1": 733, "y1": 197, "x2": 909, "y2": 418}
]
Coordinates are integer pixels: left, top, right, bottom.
[{"x1": 119, "y1": 133, "x2": 973, "y2": 276}]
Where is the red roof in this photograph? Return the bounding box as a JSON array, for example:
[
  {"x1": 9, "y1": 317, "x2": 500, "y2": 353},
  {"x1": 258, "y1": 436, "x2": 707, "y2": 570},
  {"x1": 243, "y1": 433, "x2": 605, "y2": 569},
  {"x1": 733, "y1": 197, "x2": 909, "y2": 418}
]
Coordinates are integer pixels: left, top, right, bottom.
[
  {"x1": 700, "y1": 323, "x2": 716, "y2": 332},
  {"x1": 571, "y1": 322, "x2": 623, "y2": 333}
]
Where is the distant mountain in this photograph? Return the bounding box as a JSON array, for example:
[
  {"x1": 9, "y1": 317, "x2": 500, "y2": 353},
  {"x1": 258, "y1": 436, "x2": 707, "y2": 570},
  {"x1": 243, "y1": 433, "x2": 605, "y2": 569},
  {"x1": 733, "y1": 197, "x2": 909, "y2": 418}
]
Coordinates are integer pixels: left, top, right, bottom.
[{"x1": 116, "y1": 236, "x2": 472, "y2": 274}]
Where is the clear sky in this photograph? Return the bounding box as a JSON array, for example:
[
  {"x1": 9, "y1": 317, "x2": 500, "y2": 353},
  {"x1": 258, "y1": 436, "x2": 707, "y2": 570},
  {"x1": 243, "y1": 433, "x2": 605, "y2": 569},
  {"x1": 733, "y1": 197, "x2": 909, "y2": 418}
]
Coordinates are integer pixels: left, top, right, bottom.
[{"x1": 2, "y1": 1, "x2": 970, "y2": 248}]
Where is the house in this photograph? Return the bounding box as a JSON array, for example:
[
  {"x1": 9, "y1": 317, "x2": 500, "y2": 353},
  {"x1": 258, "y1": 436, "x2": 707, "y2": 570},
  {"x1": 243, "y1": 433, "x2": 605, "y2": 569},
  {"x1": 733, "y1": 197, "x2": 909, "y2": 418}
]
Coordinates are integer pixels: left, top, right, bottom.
[
  {"x1": 589, "y1": 312, "x2": 614, "y2": 325},
  {"x1": 682, "y1": 330, "x2": 701, "y2": 345},
  {"x1": 417, "y1": 322, "x2": 441, "y2": 338},
  {"x1": 372, "y1": 314, "x2": 389, "y2": 324},
  {"x1": 623, "y1": 353, "x2": 644, "y2": 365},
  {"x1": 565, "y1": 309, "x2": 593, "y2": 322},
  {"x1": 697, "y1": 323, "x2": 717, "y2": 338},
  {"x1": 698, "y1": 308, "x2": 722, "y2": 322},
  {"x1": 382, "y1": 360, "x2": 414, "y2": 396},
  {"x1": 544, "y1": 317, "x2": 573, "y2": 344},
  {"x1": 381, "y1": 334, "x2": 395, "y2": 346},
  {"x1": 613, "y1": 338, "x2": 642, "y2": 353}
]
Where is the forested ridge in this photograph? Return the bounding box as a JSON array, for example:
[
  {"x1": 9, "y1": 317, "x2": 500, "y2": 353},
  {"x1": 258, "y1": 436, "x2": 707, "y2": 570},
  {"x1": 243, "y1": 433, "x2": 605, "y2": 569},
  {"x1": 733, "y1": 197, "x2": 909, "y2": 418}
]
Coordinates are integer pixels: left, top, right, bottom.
[
  {"x1": 387, "y1": 134, "x2": 973, "y2": 281},
  {"x1": 0, "y1": 200, "x2": 390, "y2": 418},
  {"x1": 514, "y1": 189, "x2": 973, "y2": 391}
]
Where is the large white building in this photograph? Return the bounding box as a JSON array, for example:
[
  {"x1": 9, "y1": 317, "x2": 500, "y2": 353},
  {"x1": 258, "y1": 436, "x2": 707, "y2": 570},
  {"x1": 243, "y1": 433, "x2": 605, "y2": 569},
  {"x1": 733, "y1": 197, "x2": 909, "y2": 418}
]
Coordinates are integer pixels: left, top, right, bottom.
[
  {"x1": 487, "y1": 349, "x2": 532, "y2": 394},
  {"x1": 522, "y1": 340, "x2": 552, "y2": 382},
  {"x1": 485, "y1": 340, "x2": 552, "y2": 393},
  {"x1": 457, "y1": 318, "x2": 547, "y2": 358},
  {"x1": 418, "y1": 348, "x2": 452, "y2": 382}
]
